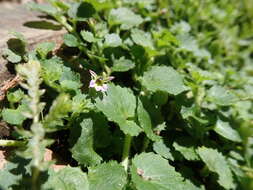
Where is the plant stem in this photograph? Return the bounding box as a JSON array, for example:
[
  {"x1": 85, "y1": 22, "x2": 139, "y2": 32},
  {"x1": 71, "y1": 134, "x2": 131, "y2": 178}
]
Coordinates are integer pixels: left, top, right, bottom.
[
  {"x1": 141, "y1": 137, "x2": 150, "y2": 152},
  {"x1": 32, "y1": 167, "x2": 40, "y2": 190},
  {"x1": 121, "y1": 134, "x2": 132, "y2": 171},
  {"x1": 0, "y1": 140, "x2": 26, "y2": 147}
]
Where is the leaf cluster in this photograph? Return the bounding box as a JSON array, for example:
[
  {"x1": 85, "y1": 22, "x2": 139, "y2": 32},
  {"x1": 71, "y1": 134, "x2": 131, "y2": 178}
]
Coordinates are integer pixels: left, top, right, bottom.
[{"x1": 1, "y1": 0, "x2": 253, "y2": 189}]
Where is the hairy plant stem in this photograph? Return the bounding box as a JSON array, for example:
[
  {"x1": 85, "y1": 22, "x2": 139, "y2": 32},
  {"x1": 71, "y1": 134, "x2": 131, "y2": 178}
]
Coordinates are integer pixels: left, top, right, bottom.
[
  {"x1": 0, "y1": 140, "x2": 26, "y2": 147},
  {"x1": 121, "y1": 134, "x2": 132, "y2": 171},
  {"x1": 17, "y1": 61, "x2": 45, "y2": 190}
]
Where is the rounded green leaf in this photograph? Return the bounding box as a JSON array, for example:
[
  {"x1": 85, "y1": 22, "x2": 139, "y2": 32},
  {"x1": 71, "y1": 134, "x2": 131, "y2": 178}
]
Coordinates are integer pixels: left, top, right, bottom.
[
  {"x1": 96, "y1": 84, "x2": 142, "y2": 136},
  {"x1": 104, "y1": 33, "x2": 122, "y2": 47},
  {"x1": 2, "y1": 108, "x2": 26, "y2": 125},
  {"x1": 131, "y1": 152, "x2": 201, "y2": 190},
  {"x1": 112, "y1": 57, "x2": 135, "y2": 72},
  {"x1": 63, "y1": 34, "x2": 79, "y2": 47},
  {"x1": 108, "y1": 8, "x2": 143, "y2": 30},
  {"x1": 206, "y1": 86, "x2": 238, "y2": 106},
  {"x1": 141, "y1": 66, "x2": 187, "y2": 95},
  {"x1": 81, "y1": 30, "x2": 96, "y2": 43},
  {"x1": 131, "y1": 28, "x2": 153, "y2": 49},
  {"x1": 44, "y1": 167, "x2": 89, "y2": 190},
  {"x1": 197, "y1": 147, "x2": 235, "y2": 189},
  {"x1": 88, "y1": 161, "x2": 127, "y2": 190}
]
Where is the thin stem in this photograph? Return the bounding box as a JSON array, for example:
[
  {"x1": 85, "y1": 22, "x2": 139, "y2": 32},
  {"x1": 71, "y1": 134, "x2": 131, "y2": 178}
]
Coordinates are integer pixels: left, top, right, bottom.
[
  {"x1": 141, "y1": 137, "x2": 150, "y2": 152},
  {"x1": 121, "y1": 134, "x2": 132, "y2": 171},
  {"x1": 32, "y1": 167, "x2": 40, "y2": 190},
  {"x1": 0, "y1": 140, "x2": 26, "y2": 147}
]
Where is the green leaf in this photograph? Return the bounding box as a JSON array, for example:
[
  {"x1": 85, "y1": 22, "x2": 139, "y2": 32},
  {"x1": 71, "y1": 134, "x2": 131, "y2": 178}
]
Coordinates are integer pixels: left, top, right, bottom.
[
  {"x1": 3, "y1": 48, "x2": 22, "y2": 63},
  {"x1": 152, "y1": 91, "x2": 168, "y2": 106},
  {"x1": 64, "y1": 34, "x2": 79, "y2": 47},
  {"x1": 10, "y1": 31, "x2": 27, "y2": 45},
  {"x1": 60, "y1": 65, "x2": 82, "y2": 91},
  {"x1": 104, "y1": 33, "x2": 122, "y2": 47},
  {"x1": 137, "y1": 98, "x2": 160, "y2": 141},
  {"x1": 153, "y1": 140, "x2": 174, "y2": 161},
  {"x1": 27, "y1": 2, "x2": 58, "y2": 15},
  {"x1": 36, "y1": 42, "x2": 55, "y2": 59},
  {"x1": 2, "y1": 107, "x2": 26, "y2": 125},
  {"x1": 68, "y1": 2, "x2": 96, "y2": 20},
  {"x1": 131, "y1": 28, "x2": 153, "y2": 49},
  {"x1": 0, "y1": 162, "x2": 21, "y2": 189},
  {"x1": 131, "y1": 152, "x2": 201, "y2": 190},
  {"x1": 47, "y1": 0, "x2": 70, "y2": 11},
  {"x1": 43, "y1": 94, "x2": 72, "y2": 132},
  {"x1": 72, "y1": 93, "x2": 92, "y2": 114},
  {"x1": 44, "y1": 167, "x2": 89, "y2": 190},
  {"x1": 60, "y1": 80, "x2": 82, "y2": 91},
  {"x1": 69, "y1": 118, "x2": 102, "y2": 167},
  {"x1": 121, "y1": 120, "x2": 142, "y2": 136},
  {"x1": 112, "y1": 57, "x2": 135, "y2": 72},
  {"x1": 108, "y1": 8, "x2": 143, "y2": 30},
  {"x1": 214, "y1": 118, "x2": 242, "y2": 142},
  {"x1": 173, "y1": 137, "x2": 199, "y2": 161},
  {"x1": 206, "y1": 86, "x2": 238, "y2": 106},
  {"x1": 90, "y1": 112, "x2": 112, "y2": 149},
  {"x1": 141, "y1": 66, "x2": 187, "y2": 95},
  {"x1": 41, "y1": 57, "x2": 82, "y2": 91},
  {"x1": 41, "y1": 57, "x2": 63, "y2": 88},
  {"x1": 81, "y1": 30, "x2": 96, "y2": 43},
  {"x1": 7, "y1": 89, "x2": 25, "y2": 103},
  {"x1": 60, "y1": 65, "x2": 81, "y2": 82},
  {"x1": 96, "y1": 84, "x2": 142, "y2": 136},
  {"x1": 0, "y1": 156, "x2": 30, "y2": 189},
  {"x1": 197, "y1": 147, "x2": 235, "y2": 189},
  {"x1": 153, "y1": 30, "x2": 179, "y2": 47},
  {"x1": 88, "y1": 161, "x2": 127, "y2": 190},
  {"x1": 85, "y1": 0, "x2": 113, "y2": 11}
]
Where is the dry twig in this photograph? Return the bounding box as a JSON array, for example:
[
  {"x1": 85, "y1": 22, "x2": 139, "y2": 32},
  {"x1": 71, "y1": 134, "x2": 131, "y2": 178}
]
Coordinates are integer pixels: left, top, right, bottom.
[{"x1": 0, "y1": 75, "x2": 22, "y2": 101}]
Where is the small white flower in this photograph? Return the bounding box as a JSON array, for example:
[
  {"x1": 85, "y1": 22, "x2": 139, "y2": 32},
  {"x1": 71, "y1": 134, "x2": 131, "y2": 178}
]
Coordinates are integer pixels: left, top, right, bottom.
[{"x1": 89, "y1": 70, "x2": 114, "y2": 92}]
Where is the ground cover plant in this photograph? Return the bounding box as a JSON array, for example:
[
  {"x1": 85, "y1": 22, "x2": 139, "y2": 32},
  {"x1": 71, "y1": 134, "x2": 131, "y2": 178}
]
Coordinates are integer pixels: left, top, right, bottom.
[{"x1": 0, "y1": 0, "x2": 253, "y2": 189}]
